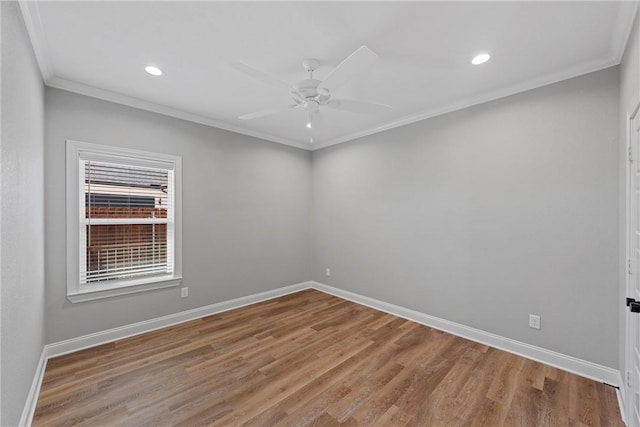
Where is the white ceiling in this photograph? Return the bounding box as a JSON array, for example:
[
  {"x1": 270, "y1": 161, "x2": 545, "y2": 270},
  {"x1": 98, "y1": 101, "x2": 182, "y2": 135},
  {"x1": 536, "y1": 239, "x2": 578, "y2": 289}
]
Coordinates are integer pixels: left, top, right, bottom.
[{"x1": 20, "y1": 1, "x2": 638, "y2": 150}]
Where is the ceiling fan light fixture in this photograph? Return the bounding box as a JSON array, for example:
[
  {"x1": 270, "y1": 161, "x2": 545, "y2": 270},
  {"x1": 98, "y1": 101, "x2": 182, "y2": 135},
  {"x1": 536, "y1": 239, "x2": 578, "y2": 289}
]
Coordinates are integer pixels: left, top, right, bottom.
[
  {"x1": 145, "y1": 65, "x2": 163, "y2": 76},
  {"x1": 471, "y1": 53, "x2": 491, "y2": 65}
]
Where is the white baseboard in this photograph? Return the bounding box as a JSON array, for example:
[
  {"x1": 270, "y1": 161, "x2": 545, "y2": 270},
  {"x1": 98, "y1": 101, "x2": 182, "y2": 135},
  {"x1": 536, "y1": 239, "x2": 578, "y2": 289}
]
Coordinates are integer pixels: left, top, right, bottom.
[
  {"x1": 616, "y1": 382, "x2": 627, "y2": 427},
  {"x1": 310, "y1": 282, "x2": 621, "y2": 387},
  {"x1": 46, "y1": 281, "x2": 312, "y2": 358},
  {"x1": 18, "y1": 348, "x2": 48, "y2": 427},
  {"x1": 26, "y1": 280, "x2": 623, "y2": 427}
]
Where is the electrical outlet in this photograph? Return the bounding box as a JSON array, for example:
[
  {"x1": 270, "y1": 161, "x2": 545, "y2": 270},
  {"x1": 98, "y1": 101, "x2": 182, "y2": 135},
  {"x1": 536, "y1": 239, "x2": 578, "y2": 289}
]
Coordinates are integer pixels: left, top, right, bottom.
[
  {"x1": 529, "y1": 314, "x2": 540, "y2": 329},
  {"x1": 181, "y1": 287, "x2": 188, "y2": 298},
  {"x1": 325, "y1": 268, "x2": 331, "y2": 277}
]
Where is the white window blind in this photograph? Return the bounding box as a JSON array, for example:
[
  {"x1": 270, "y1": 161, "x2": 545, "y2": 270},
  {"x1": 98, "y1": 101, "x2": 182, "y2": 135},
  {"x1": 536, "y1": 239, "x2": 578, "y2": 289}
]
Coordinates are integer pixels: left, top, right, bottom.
[
  {"x1": 67, "y1": 140, "x2": 182, "y2": 303},
  {"x1": 80, "y1": 160, "x2": 175, "y2": 285}
]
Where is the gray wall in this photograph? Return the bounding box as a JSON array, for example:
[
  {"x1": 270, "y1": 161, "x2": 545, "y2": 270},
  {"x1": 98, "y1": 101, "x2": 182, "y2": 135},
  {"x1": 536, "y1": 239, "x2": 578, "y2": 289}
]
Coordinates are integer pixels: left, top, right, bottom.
[
  {"x1": 312, "y1": 67, "x2": 620, "y2": 368},
  {"x1": 619, "y1": 8, "x2": 639, "y2": 386},
  {"x1": 45, "y1": 88, "x2": 312, "y2": 343},
  {"x1": 1, "y1": 1, "x2": 46, "y2": 425}
]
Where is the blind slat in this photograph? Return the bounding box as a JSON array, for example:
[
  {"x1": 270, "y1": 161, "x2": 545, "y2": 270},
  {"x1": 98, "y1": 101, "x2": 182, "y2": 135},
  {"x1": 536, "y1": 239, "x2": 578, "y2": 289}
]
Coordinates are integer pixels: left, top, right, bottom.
[
  {"x1": 82, "y1": 218, "x2": 169, "y2": 225},
  {"x1": 80, "y1": 159, "x2": 174, "y2": 285},
  {"x1": 83, "y1": 266, "x2": 170, "y2": 281}
]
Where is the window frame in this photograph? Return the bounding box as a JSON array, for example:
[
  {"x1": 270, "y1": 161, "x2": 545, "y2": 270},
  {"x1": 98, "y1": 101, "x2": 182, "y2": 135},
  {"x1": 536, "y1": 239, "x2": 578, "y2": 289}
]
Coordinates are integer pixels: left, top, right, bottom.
[{"x1": 66, "y1": 140, "x2": 183, "y2": 303}]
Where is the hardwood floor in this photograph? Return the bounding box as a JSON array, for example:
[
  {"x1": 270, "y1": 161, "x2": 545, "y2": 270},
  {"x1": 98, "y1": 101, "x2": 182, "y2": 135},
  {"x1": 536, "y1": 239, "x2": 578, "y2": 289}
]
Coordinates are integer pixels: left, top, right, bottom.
[{"x1": 34, "y1": 289, "x2": 623, "y2": 426}]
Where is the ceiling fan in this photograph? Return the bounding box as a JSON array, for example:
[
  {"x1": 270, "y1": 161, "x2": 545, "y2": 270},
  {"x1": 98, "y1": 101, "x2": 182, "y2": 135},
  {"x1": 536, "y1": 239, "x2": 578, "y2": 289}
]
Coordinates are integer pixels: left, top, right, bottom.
[{"x1": 230, "y1": 46, "x2": 392, "y2": 131}]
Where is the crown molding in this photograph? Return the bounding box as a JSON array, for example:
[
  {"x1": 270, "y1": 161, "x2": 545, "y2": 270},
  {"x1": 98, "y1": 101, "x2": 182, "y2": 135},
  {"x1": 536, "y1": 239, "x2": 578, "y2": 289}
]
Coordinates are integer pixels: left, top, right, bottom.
[
  {"x1": 18, "y1": 0, "x2": 309, "y2": 151},
  {"x1": 611, "y1": 0, "x2": 639, "y2": 64},
  {"x1": 18, "y1": 0, "x2": 634, "y2": 152},
  {"x1": 310, "y1": 56, "x2": 620, "y2": 151},
  {"x1": 18, "y1": 0, "x2": 53, "y2": 81},
  {"x1": 47, "y1": 77, "x2": 309, "y2": 150},
  {"x1": 48, "y1": 54, "x2": 619, "y2": 153}
]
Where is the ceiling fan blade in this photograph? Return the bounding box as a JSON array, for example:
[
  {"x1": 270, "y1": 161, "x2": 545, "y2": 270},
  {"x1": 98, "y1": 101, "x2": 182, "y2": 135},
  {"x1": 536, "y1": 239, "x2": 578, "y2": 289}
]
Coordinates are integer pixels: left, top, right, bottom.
[
  {"x1": 317, "y1": 46, "x2": 379, "y2": 92},
  {"x1": 238, "y1": 105, "x2": 298, "y2": 120},
  {"x1": 328, "y1": 99, "x2": 392, "y2": 115},
  {"x1": 230, "y1": 62, "x2": 296, "y2": 92}
]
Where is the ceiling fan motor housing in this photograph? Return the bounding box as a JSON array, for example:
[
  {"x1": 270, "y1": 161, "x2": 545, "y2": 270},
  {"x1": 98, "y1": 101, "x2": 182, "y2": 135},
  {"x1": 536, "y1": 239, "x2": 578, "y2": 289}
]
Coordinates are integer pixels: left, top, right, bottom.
[
  {"x1": 296, "y1": 78, "x2": 322, "y2": 100},
  {"x1": 303, "y1": 99, "x2": 320, "y2": 112}
]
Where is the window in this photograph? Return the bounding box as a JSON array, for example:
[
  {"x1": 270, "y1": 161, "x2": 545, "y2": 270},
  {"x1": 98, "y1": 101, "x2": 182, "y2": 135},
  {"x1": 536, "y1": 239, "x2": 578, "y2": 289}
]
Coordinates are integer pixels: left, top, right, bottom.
[{"x1": 67, "y1": 140, "x2": 182, "y2": 302}]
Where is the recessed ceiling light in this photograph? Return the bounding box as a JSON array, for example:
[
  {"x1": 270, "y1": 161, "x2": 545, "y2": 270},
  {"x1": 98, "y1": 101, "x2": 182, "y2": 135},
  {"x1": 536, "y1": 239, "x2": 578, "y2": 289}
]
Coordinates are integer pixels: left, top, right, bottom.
[
  {"x1": 306, "y1": 122, "x2": 312, "y2": 129},
  {"x1": 145, "y1": 65, "x2": 163, "y2": 76},
  {"x1": 471, "y1": 53, "x2": 491, "y2": 65}
]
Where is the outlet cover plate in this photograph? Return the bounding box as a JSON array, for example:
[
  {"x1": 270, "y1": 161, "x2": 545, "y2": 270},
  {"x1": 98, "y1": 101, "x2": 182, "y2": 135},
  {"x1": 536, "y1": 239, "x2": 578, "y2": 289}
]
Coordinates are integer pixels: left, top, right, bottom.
[{"x1": 529, "y1": 314, "x2": 540, "y2": 329}]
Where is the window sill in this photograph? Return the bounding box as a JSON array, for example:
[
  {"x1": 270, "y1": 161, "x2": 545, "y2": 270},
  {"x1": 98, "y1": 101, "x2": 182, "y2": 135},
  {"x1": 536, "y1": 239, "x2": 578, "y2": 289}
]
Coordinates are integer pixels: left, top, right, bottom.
[{"x1": 67, "y1": 276, "x2": 183, "y2": 303}]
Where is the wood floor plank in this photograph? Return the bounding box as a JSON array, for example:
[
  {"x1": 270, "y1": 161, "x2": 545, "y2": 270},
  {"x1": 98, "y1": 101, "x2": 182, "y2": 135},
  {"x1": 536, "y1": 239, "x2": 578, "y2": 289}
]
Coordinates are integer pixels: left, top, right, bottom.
[
  {"x1": 450, "y1": 348, "x2": 509, "y2": 426},
  {"x1": 503, "y1": 381, "x2": 543, "y2": 427},
  {"x1": 470, "y1": 398, "x2": 510, "y2": 427},
  {"x1": 33, "y1": 290, "x2": 624, "y2": 427},
  {"x1": 323, "y1": 360, "x2": 404, "y2": 422},
  {"x1": 271, "y1": 384, "x2": 351, "y2": 427},
  {"x1": 538, "y1": 377, "x2": 570, "y2": 427}
]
